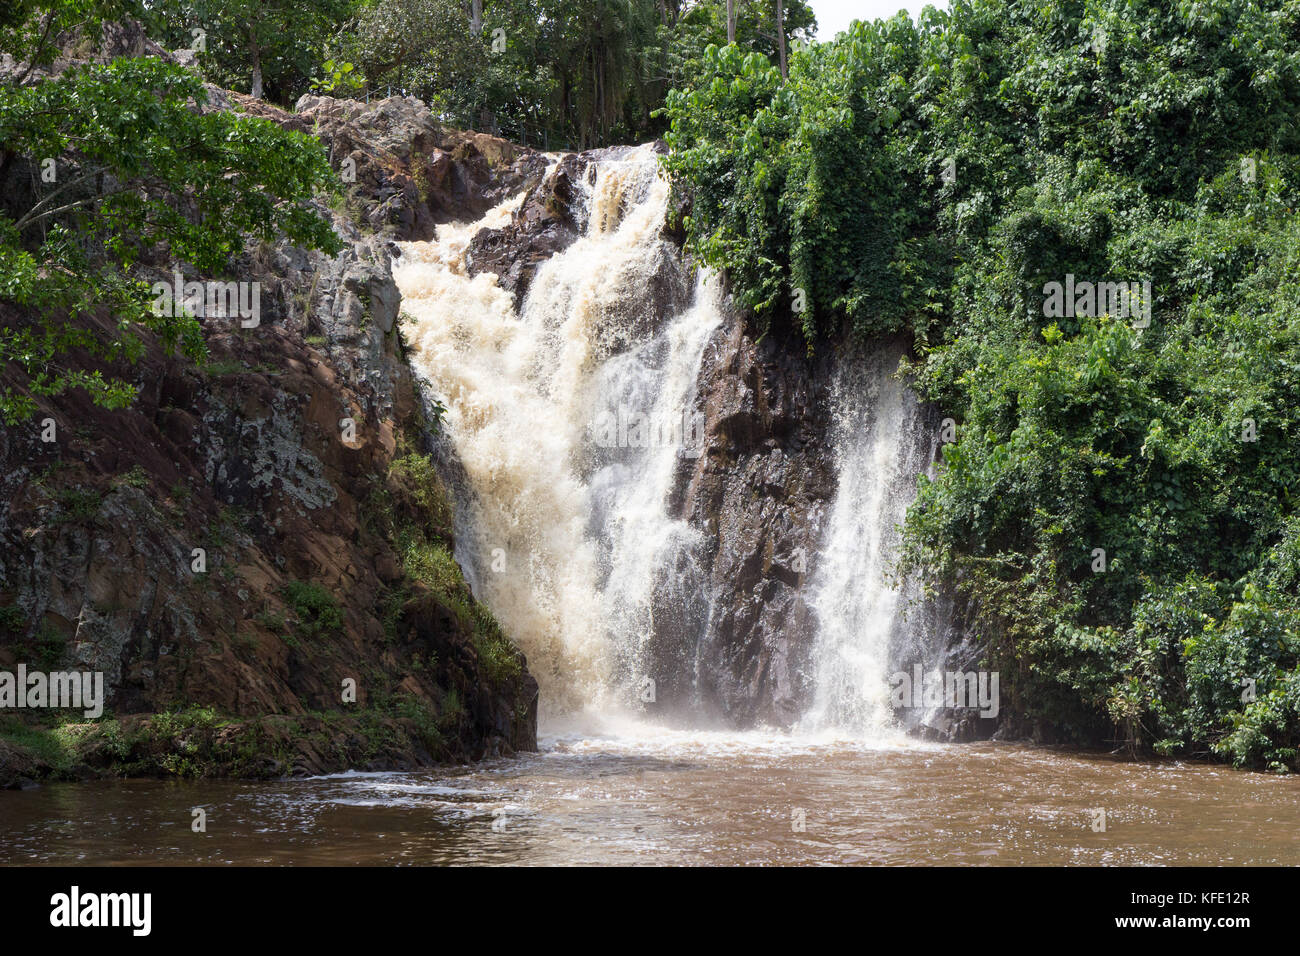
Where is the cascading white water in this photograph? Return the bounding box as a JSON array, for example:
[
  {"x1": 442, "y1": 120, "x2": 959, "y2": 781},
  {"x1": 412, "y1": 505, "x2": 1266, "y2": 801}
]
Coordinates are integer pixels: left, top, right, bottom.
[
  {"x1": 801, "y1": 343, "x2": 933, "y2": 735},
  {"x1": 393, "y1": 146, "x2": 722, "y2": 721}
]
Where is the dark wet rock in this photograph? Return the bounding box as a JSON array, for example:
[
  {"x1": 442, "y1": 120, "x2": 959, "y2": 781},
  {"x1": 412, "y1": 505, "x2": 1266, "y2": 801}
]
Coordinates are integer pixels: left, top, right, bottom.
[
  {"x1": 649, "y1": 304, "x2": 840, "y2": 729},
  {"x1": 464, "y1": 143, "x2": 676, "y2": 311},
  {"x1": 463, "y1": 152, "x2": 591, "y2": 307}
]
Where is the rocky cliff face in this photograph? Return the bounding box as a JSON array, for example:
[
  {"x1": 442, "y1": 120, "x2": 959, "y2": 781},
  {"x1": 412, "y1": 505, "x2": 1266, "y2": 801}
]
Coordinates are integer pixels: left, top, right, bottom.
[
  {"x1": 0, "y1": 52, "x2": 542, "y2": 786},
  {"x1": 661, "y1": 314, "x2": 840, "y2": 727}
]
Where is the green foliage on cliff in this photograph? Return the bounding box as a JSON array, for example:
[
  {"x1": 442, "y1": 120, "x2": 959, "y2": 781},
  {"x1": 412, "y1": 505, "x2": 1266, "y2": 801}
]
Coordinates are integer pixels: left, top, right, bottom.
[
  {"x1": 366, "y1": 449, "x2": 524, "y2": 691},
  {"x1": 281, "y1": 581, "x2": 344, "y2": 638},
  {"x1": 664, "y1": 0, "x2": 1300, "y2": 769},
  {"x1": 0, "y1": 5, "x2": 343, "y2": 423},
  {"x1": 126, "y1": 0, "x2": 817, "y2": 148},
  {"x1": 662, "y1": 30, "x2": 943, "y2": 341}
]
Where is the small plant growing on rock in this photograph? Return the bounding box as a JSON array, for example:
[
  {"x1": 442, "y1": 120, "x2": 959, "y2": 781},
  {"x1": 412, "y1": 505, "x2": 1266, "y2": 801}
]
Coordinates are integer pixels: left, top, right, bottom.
[
  {"x1": 34, "y1": 624, "x2": 66, "y2": 670},
  {"x1": 310, "y1": 59, "x2": 365, "y2": 96},
  {"x1": 50, "y1": 487, "x2": 102, "y2": 526},
  {"x1": 388, "y1": 452, "x2": 454, "y2": 542},
  {"x1": 0, "y1": 605, "x2": 26, "y2": 636},
  {"x1": 255, "y1": 608, "x2": 285, "y2": 632},
  {"x1": 113, "y1": 465, "x2": 149, "y2": 490},
  {"x1": 281, "y1": 580, "x2": 343, "y2": 638},
  {"x1": 438, "y1": 688, "x2": 464, "y2": 731},
  {"x1": 471, "y1": 605, "x2": 523, "y2": 689}
]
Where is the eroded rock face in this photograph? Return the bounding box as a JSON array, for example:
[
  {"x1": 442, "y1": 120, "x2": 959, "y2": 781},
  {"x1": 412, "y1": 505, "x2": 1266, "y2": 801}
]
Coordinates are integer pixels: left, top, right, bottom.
[
  {"x1": 656, "y1": 310, "x2": 840, "y2": 728},
  {"x1": 0, "y1": 218, "x2": 538, "y2": 771},
  {"x1": 0, "y1": 81, "x2": 539, "y2": 785}
]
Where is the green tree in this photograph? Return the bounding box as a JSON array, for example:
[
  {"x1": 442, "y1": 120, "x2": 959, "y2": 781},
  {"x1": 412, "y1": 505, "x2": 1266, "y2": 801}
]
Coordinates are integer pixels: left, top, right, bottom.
[
  {"x1": 0, "y1": 4, "x2": 343, "y2": 422},
  {"x1": 663, "y1": 15, "x2": 937, "y2": 342},
  {"x1": 147, "y1": 0, "x2": 356, "y2": 103},
  {"x1": 345, "y1": 0, "x2": 818, "y2": 148}
]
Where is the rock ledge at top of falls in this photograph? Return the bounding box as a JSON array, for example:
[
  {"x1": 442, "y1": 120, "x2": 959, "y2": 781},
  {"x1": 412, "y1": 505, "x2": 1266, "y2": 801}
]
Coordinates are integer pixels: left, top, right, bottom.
[
  {"x1": 293, "y1": 93, "x2": 552, "y2": 240},
  {"x1": 0, "y1": 53, "x2": 539, "y2": 787}
]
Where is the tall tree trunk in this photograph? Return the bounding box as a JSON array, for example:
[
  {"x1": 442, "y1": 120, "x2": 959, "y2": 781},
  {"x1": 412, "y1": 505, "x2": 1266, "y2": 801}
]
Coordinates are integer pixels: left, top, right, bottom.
[
  {"x1": 471, "y1": 0, "x2": 483, "y2": 35},
  {"x1": 250, "y1": 32, "x2": 264, "y2": 99},
  {"x1": 726, "y1": 0, "x2": 736, "y2": 43},
  {"x1": 776, "y1": 0, "x2": 787, "y2": 78}
]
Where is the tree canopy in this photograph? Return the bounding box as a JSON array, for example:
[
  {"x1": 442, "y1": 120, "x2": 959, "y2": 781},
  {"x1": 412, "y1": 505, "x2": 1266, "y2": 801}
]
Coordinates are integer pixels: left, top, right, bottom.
[{"x1": 134, "y1": 0, "x2": 817, "y2": 148}]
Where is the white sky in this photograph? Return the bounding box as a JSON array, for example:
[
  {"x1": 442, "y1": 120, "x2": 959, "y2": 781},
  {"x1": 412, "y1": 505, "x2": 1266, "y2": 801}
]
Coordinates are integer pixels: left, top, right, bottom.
[{"x1": 809, "y1": 0, "x2": 950, "y2": 40}]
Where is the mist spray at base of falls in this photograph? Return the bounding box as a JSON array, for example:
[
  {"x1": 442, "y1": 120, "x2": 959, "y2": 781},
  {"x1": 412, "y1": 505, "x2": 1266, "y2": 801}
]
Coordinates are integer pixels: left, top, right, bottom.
[{"x1": 394, "y1": 147, "x2": 940, "y2": 739}]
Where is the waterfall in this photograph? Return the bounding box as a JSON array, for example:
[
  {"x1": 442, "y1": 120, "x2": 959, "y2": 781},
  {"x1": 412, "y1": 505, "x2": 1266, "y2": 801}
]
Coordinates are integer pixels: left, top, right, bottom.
[
  {"x1": 801, "y1": 343, "x2": 935, "y2": 736},
  {"x1": 393, "y1": 146, "x2": 722, "y2": 722},
  {"x1": 394, "y1": 144, "x2": 940, "y2": 739}
]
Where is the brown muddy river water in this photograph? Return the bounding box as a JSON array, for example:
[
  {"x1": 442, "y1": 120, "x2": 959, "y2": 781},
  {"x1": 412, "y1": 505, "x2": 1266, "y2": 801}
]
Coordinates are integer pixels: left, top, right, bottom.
[{"x1": 3, "y1": 722, "x2": 1298, "y2": 866}]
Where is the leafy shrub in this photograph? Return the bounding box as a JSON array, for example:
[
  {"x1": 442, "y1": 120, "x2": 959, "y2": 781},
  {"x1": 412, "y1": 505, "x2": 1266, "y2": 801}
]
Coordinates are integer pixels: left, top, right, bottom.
[
  {"x1": 0, "y1": 605, "x2": 26, "y2": 636},
  {"x1": 281, "y1": 581, "x2": 344, "y2": 638}
]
